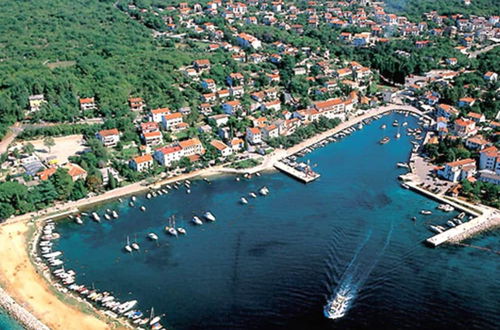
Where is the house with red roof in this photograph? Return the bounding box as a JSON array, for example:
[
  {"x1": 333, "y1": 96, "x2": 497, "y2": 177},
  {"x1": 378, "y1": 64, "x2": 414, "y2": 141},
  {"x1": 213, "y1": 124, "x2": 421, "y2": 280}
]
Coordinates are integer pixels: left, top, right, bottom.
[
  {"x1": 453, "y1": 118, "x2": 476, "y2": 137},
  {"x1": 150, "y1": 108, "x2": 171, "y2": 123},
  {"x1": 246, "y1": 127, "x2": 262, "y2": 144},
  {"x1": 154, "y1": 146, "x2": 183, "y2": 167},
  {"x1": 210, "y1": 140, "x2": 232, "y2": 157},
  {"x1": 438, "y1": 158, "x2": 477, "y2": 182},
  {"x1": 162, "y1": 113, "x2": 183, "y2": 130},
  {"x1": 96, "y1": 129, "x2": 120, "y2": 147},
  {"x1": 458, "y1": 97, "x2": 476, "y2": 108},
  {"x1": 466, "y1": 112, "x2": 485, "y2": 123},
  {"x1": 79, "y1": 97, "x2": 97, "y2": 111},
  {"x1": 130, "y1": 154, "x2": 154, "y2": 172},
  {"x1": 129, "y1": 97, "x2": 145, "y2": 112}
]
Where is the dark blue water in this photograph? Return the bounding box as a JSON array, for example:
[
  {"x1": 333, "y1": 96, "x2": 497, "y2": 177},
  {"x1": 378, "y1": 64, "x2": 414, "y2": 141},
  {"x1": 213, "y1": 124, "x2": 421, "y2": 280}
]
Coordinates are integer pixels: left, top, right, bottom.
[{"x1": 53, "y1": 113, "x2": 500, "y2": 330}]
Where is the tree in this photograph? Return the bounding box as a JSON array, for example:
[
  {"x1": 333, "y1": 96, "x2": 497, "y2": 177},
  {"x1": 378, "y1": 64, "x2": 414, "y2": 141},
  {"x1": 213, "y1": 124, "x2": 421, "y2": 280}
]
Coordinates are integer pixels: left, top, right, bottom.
[
  {"x1": 43, "y1": 137, "x2": 55, "y2": 153},
  {"x1": 107, "y1": 170, "x2": 118, "y2": 190},
  {"x1": 50, "y1": 168, "x2": 74, "y2": 200},
  {"x1": 23, "y1": 143, "x2": 35, "y2": 155},
  {"x1": 70, "y1": 179, "x2": 88, "y2": 200}
]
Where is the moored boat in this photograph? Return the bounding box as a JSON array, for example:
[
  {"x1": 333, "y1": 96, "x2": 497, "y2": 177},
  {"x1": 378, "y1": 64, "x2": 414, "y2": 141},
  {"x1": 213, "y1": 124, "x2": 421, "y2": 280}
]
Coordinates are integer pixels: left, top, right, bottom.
[
  {"x1": 379, "y1": 137, "x2": 390, "y2": 144},
  {"x1": 204, "y1": 211, "x2": 216, "y2": 222},
  {"x1": 192, "y1": 216, "x2": 203, "y2": 225}
]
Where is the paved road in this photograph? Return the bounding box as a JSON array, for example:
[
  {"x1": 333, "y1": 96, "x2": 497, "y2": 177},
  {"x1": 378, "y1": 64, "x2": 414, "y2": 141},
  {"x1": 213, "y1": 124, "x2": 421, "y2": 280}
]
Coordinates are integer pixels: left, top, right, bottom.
[{"x1": 468, "y1": 43, "x2": 499, "y2": 59}]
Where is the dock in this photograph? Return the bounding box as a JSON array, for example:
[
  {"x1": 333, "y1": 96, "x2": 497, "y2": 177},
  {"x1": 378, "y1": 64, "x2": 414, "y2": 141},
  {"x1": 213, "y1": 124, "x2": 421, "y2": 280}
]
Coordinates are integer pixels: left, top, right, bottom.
[
  {"x1": 404, "y1": 182, "x2": 500, "y2": 247},
  {"x1": 274, "y1": 161, "x2": 320, "y2": 183}
]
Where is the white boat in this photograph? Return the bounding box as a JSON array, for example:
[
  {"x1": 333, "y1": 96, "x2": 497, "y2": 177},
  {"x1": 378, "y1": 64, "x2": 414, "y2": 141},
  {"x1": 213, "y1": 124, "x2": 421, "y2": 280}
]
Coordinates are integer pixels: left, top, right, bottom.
[
  {"x1": 147, "y1": 193, "x2": 152, "y2": 199},
  {"x1": 148, "y1": 233, "x2": 159, "y2": 241},
  {"x1": 150, "y1": 316, "x2": 161, "y2": 326},
  {"x1": 104, "y1": 214, "x2": 111, "y2": 220},
  {"x1": 381, "y1": 124, "x2": 387, "y2": 129},
  {"x1": 129, "y1": 202, "x2": 135, "y2": 207},
  {"x1": 259, "y1": 187, "x2": 269, "y2": 196},
  {"x1": 186, "y1": 189, "x2": 191, "y2": 194},
  {"x1": 204, "y1": 212, "x2": 216, "y2": 222},
  {"x1": 75, "y1": 216, "x2": 83, "y2": 225},
  {"x1": 117, "y1": 300, "x2": 137, "y2": 314},
  {"x1": 437, "y1": 204, "x2": 454, "y2": 212},
  {"x1": 131, "y1": 242, "x2": 140, "y2": 250},
  {"x1": 92, "y1": 212, "x2": 100, "y2": 222},
  {"x1": 324, "y1": 287, "x2": 353, "y2": 320},
  {"x1": 447, "y1": 220, "x2": 456, "y2": 228},
  {"x1": 192, "y1": 216, "x2": 203, "y2": 225},
  {"x1": 131, "y1": 196, "x2": 137, "y2": 202},
  {"x1": 397, "y1": 162, "x2": 409, "y2": 168},
  {"x1": 429, "y1": 225, "x2": 443, "y2": 233},
  {"x1": 249, "y1": 192, "x2": 257, "y2": 198},
  {"x1": 235, "y1": 177, "x2": 240, "y2": 182},
  {"x1": 402, "y1": 122, "x2": 408, "y2": 127},
  {"x1": 400, "y1": 183, "x2": 410, "y2": 189},
  {"x1": 112, "y1": 211, "x2": 119, "y2": 219},
  {"x1": 177, "y1": 228, "x2": 187, "y2": 235},
  {"x1": 140, "y1": 206, "x2": 146, "y2": 212},
  {"x1": 240, "y1": 197, "x2": 248, "y2": 205},
  {"x1": 124, "y1": 236, "x2": 132, "y2": 253},
  {"x1": 167, "y1": 227, "x2": 178, "y2": 236},
  {"x1": 420, "y1": 210, "x2": 432, "y2": 215}
]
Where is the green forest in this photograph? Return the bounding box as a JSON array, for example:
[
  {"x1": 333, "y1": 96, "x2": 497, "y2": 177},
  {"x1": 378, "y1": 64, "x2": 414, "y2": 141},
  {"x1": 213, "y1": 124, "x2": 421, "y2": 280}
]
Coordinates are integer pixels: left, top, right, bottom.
[
  {"x1": 385, "y1": 0, "x2": 500, "y2": 19},
  {"x1": 0, "y1": 0, "x2": 207, "y2": 137}
]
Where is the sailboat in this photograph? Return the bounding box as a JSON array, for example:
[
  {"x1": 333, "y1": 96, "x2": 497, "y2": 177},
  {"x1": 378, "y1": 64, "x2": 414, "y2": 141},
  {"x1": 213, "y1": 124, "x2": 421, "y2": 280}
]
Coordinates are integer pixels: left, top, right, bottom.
[
  {"x1": 148, "y1": 233, "x2": 159, "y2": 241},
  {"x1": 148, "y1": 307, "x2": 162, "y2": 326},
  {"x1": 124, "y1": 236, "x2": 132, "y2": 253},
  {"x1": 166, "y1": 216, "x2": 178, "y2": 236},
  {"x1": 395, "y1": 125, "x2": 401, "y2": 139},
  {"x1": 192, "y1": 216, "x2": 203, "y2": 225},
  {"x1": 131, "y1": 235, "x2": 140, "y2": 250}
]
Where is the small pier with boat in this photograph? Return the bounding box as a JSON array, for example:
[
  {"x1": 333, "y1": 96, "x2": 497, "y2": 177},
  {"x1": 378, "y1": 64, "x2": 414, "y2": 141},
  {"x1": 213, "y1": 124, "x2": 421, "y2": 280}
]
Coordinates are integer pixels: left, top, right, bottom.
[{"x1": 274, "y1": 160, "x2": 320, "y2": 183}]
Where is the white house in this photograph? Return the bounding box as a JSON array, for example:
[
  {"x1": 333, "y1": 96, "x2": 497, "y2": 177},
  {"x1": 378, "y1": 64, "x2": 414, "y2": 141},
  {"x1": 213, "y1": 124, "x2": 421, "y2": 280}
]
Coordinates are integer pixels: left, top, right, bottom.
[
  {"x1": 246, "y1": 127, "x2": 262, "y2": 144},
  {"x1": 437, "y1": 158, "x2": 477, "y2": 182},
  {"x1": 162, "y1": 113, "x2": 183, "y2": 130},
  {"x1": 210, "y1": 140, "x2": 233, "y2": 157},
  {"x1": 151, "y1": 107, "x2": 171, "y2": 123},
  {"x1": 129, "y1": 154, "x2": 154, "y2": 172},
  {"x1": 236, "y1": 32, "x2": 262, "y2": 49},
  {"x1": 154, "y1": 146, "x2": 184, "y2": 167},
  {"x1": 96, "y1": 129, "x2": 120, "y2": 147}
]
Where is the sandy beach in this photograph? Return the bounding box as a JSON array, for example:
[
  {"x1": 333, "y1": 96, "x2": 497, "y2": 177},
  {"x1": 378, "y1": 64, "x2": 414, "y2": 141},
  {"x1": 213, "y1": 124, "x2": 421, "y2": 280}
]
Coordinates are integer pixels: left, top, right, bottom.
[
  {"x1": 0, "y1": 104, "x2": 422, "y2": 329},
  {"x1": 0, "y1": 221, "x2": 117, "y2": 329}
]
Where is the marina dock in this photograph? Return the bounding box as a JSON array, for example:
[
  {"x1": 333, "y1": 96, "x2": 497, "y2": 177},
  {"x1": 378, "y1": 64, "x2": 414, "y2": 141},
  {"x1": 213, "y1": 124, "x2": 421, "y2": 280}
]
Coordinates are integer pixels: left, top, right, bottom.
[
  {"x1": 274, "y1": 161, "x2": 320, "y2": 183},
  {"x1": 404, "y1": 182, "x2": 500, "y2": 247}
]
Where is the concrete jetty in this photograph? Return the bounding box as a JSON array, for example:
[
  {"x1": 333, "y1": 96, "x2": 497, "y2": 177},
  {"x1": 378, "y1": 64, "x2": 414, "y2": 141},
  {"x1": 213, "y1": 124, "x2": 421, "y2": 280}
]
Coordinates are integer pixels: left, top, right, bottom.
[
  {"x1": 405, "y1": 182, "x2": 500, "y2": 247},
  {"x1": 274, "y1": 161, "x2": 320, "y2": 183},
  {"x1": 0, "y1": 286, "x2": 50, "y2": 330}
]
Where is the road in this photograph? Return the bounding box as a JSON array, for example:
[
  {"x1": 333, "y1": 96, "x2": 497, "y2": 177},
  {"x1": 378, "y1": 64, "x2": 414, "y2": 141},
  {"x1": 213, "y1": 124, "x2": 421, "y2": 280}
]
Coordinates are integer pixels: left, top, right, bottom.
[{"x1": 468, "y1": 42, "x2": 499, "y2": 58}]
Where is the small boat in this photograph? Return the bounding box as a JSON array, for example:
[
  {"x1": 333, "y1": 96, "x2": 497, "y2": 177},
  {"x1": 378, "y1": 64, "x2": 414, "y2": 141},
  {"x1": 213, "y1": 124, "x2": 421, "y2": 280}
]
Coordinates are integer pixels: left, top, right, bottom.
[
  {"x1": 249, "y1": 192, "x2": 257, "y2": 198},
  {"x1": 75, "y1": 216, "x2": 83, "y2": 225},
  {"x1": 420, "y1": 210, "x2": 432, "y2": 215},
  {"x1": 381, "y1": 124, "x2": 387, "y2": 129},
  {"x1": 447, "y1": 220, "x2": 456, "y2": 228},
  {"x1": 92, "y1": 212, "x2": 100, "y2": 222},
  {"x1": 411, "y1": 216, "x2": 417, "y2": 221},
  {"x1": 235, "y1": 177, "x2": 241, "y2": 182},
  {"x1": 129, "y1": 202, "x2": 135, "y2": 207},
  {"x1": 148, "y1": 233, "x2": 159, "y2": 241},
  {"x1": 112, "y1": 211, "x2": 119, "y2": 219},
  {"x1": 131, "y1": 241, "x2": 140, "y2": 251},
  {"x1": 131, "y1": 196, "x2": 137, "y2": 202},
  {"x1": 259, "y1": 187, "x2": 269, "y2": 196},
  {"x1": 124, "y1": 236, "x2": 132, "y2": 253},
  {"x1": 379, "y1": 137, "x2": 390, "y2": 144},
  {"x1": 392, "y1": 120, "x2": 399, "y2": 127},
  {"x1": 397, "y1": 162, "x2": 409, "y2": 168},
  {"x1": 117, "y1": 300, "x2": 138, "y2": 314},
  {"x1": 358, "y1": 123, "x2": 363, "y2": 130},
  {"x1": 146, "y1": 193, "x2": 152, "y2": 199},
  {"x1": 402, "y1": 122, "x2": 408, "y2": 127},
  {"x1": 177, "y1": 228, "x2": 187, "y2": 235},
  {"x1": 104, "y1": 214, "x2": 111, "y2": 220},
  {"x1": 400, "y1": 183, "x2": 410, "y2": 189},
  {"x1": 140, "y1": 206, "x2": 146, "y2": 212},
  {"x1": 457, "y1": 212, "x2": 466, "y2": 219},
  {"x1": 186, "y1": 189, "x2": 191, "y2": 194},
  {"x1": 240, "y1": 197, "x2": 248, "y2": 205},
  {"x1": 429, "y1": 225, "x2": 443, "y2": 233},
  {"x1": 204, "y1": 211, "x2": 216, "y2": 222},
  {"x1": 437, "y1": 204, "x2": 454, "y2": 212},
  {"x1": 166, "y1": 215, "x2": 178, "y2": 236},
  {"x1": 192, "y1": 216, "x2": 203, "y2": 225}
]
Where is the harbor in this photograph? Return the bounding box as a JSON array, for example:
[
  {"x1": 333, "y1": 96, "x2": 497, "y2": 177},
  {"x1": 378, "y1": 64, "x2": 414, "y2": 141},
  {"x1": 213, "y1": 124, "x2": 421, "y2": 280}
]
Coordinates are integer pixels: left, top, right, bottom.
[{"x1": 274, "y1": 160, "x2": 320, "y2": 183}]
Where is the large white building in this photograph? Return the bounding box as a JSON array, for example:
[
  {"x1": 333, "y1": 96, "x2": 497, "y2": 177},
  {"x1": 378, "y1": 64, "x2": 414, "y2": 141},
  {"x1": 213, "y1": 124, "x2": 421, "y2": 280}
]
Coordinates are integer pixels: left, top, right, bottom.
[
  {"x1": 236, "y1": 33, "x2": 262, "y2": 49},
  {"x1": 154, "y1": 146, "x2": 184, "y2": 167}
]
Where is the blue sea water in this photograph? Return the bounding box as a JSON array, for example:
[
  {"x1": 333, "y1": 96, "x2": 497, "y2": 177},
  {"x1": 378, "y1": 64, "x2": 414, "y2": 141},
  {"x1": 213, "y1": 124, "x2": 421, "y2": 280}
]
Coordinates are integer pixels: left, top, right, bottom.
[
  {"x1": 0, "y1": 309, "x2": 23, "y2": 330},
  {"x1": 53, "y1": 113, "x2": 500, "y2": 329}
]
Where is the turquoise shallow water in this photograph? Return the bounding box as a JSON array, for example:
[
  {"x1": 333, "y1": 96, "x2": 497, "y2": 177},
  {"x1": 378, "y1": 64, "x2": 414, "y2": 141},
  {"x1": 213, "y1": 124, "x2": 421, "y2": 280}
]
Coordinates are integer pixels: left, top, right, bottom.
[
  {"x1": 0, "y1": 309, "x2": 23, "y2": 330},
  {"x1": 53, "y1": 113, "x2": 500, "y2": 329}
]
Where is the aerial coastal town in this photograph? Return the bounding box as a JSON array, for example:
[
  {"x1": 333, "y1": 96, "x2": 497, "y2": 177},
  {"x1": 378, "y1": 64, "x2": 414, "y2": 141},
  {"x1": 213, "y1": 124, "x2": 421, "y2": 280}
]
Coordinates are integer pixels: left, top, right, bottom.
[{"x1": 0, "y1": 0, "x2": 499, "y2": 329}]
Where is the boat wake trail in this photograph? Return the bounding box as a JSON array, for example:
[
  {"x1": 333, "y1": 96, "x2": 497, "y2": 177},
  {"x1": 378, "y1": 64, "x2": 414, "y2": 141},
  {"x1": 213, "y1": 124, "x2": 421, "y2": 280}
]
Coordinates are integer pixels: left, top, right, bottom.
[{"x1": 323, "y1": 223, "x2": 393, "y2": 320}]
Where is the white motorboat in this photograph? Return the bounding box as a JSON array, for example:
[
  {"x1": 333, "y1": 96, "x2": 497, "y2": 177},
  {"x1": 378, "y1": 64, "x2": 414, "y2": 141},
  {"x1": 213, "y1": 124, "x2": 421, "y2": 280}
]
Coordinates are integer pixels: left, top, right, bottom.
[
  {"x1": 92, "y1": 212, "x2": 100, "y2": 222},
  {"x1": 140, "y1": 206, "x2": 146, "y2": 212},
  {"x1": 235, "y1": 177, "x2": 240, "y2": 182},
  {"x1": 186, "y1": 189, "x2": 191, "y2": 194},
  {"x1": 397, "y1": 162, "x2": 409, "y2": 168},
  {"x1": 177, "y1": 228, "x2": 187, "y2": 235},
  {"x1": 131, "y1": 196, "x2": 137, "y2": 202},
  {"x1": 420, "y1": 210, "x2": 432, "y2": 215},
  {"x1": 429, "y1": 225, "x2": 443, "y2": 233},
  {"x1": 204, "y1": 211, "x2": 216, "y2": 222},
  {"x1": 124, "y1": 236, "x2": 132, "y2": 253},
  {"x1": 249, "y1": 192, "x2": 257, "y2": 198},
  {"x1": 240, "y1": 197, "x2": 248, "y2": 205},
  {"x1": 104, "y1": 214, "x2": 111, "y2": 220},
  {"x1": 324, "y1": 286, "x2": 353, "y2": 320},
  {"x1": 129, "y1": 201, "x2": 135, "y2": 207},
  {"x1": 148, "y1": 233, "x2": 159, "y2": 241},
  {"x1": 192, "y1": 216, "x2": 203, "y2": 225},
  {"x1": 167, "y1": 227, "x2": 178, "y2": 236},
  {"x1": 437, "y1": 204, "x2": 454, "y2": 212},
  {"x1": 447, "y1": 220, "x2": 456, "y2": 228},
  {"x1": 75, "y1": 216, "x2": 83, "y2": 225},
  {"x1": 259, "y1": 187, "x2": 269, "y2": 196},
  {"x1": 131, "y1": 242, "x2": 140, "y2": 251},
  {"x1": 381, "y1": 124, "x2": 387, "y2": 129},
  {"x1": 117, "y1": 300, "x2": 138, "y2": 314},
  {"x1": 147, "y1": 193, "x2": 152, "y2": 199},
  {"x1": 400, "y1": 183, "x2": 410, "y2": 189},
  {"x1": 112, "y1": 211, "x2": 119, "y2": 219}
]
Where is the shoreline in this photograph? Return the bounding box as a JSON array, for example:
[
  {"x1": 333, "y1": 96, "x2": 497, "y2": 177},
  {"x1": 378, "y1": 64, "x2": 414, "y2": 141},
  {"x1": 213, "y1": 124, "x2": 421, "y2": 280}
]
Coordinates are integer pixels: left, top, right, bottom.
[{"x1": 0, "y1": 104, "x2": 433, "y2": 330}]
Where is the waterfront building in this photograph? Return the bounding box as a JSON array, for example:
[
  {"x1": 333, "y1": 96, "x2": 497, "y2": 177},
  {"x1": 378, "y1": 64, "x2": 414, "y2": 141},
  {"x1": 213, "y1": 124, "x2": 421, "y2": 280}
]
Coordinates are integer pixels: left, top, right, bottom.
[
  {"x1": 129, "y1": 154, "x2": 154, "y2": 172},
  {"x1": 63, "y1": 163, "x2": 88, "y2": 182},
  {"x1": 230, "y1": 138, "x2": 245, "y2": 151},
  {"x1": 210, "y1": 140, "x2": 232, "y2": 157},
  {"x1": 246, "y1": 127, "x2": 262, "y2": 145},
  {"x1": 438, "y1": 158, "x2": 477, "y2": 182},
  {"x1": 154, "y1": 146, "x2": 184, "y2": 167},
  {"x1": 96, "y1": 129, "x2": 120, "y2": 147},
  {"x1": 99, "y1": 167, "x2": 120, "y2": 185},
  {"x1": 178, "y1": 138, "x2": 205, "y2": 156}
]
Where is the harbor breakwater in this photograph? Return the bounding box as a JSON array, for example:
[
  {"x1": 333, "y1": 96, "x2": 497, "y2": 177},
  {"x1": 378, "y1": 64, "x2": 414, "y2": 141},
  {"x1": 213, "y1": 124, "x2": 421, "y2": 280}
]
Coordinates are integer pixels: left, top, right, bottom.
[{"x1": 0, "y1": 287, "x2": 49, "y2": 330}]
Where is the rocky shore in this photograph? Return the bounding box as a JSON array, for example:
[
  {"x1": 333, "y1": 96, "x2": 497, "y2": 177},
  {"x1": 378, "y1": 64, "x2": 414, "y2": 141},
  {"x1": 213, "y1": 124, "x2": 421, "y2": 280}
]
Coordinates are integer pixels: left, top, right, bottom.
[{"x1": 0, "y1": 286, "x2": 49, "y2": 330}]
